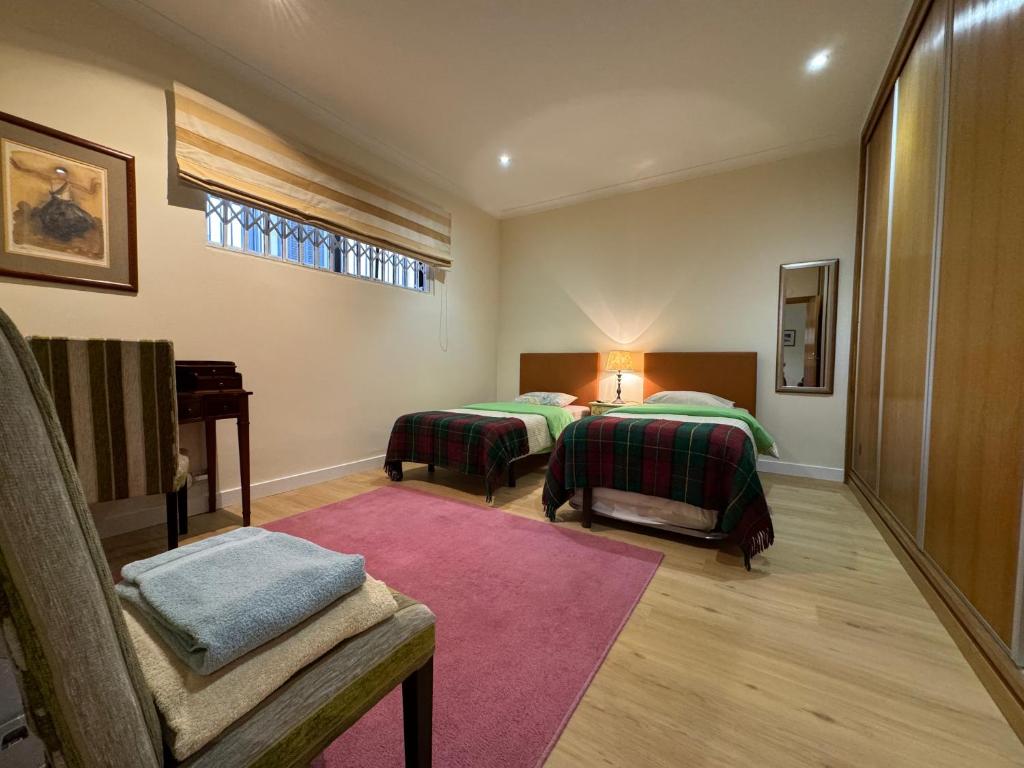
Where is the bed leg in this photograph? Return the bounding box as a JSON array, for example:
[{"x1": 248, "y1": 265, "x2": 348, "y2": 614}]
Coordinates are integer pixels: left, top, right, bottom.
[
  {"x1": 386, "y1": 462, "x2": 404, "y2": 482},
  {"x1": 581, "y1": 487, "x2": 593, "y2": 529},
  {"x1": 507, "y1": 463, "x2": 516, "y2": 488},
  {"x1": 743, "y1": 550, "x2": 752, "y2": 571},
  {"x1": 427, "y1": 463, "x2": 435, "y2": 473}
]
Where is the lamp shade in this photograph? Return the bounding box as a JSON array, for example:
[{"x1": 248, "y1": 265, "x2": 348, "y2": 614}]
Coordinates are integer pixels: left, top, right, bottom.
[{"x1": 605, "y1": 350, "x2": 635, "y2": 372}]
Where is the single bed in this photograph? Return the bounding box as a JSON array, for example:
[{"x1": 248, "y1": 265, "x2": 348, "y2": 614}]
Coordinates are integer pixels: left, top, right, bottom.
[
  {"x1": 543, "y1": 352, "x2": 777, "y2": 567},
  {"x1": 384, "y1": 352, "x2": 599, "y2": 501}
]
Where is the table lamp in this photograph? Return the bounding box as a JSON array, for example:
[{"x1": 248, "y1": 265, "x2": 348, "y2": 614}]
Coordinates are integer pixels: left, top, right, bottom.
[{"x1": 605, "y1": 350, "x2": 635, "y2": 404}]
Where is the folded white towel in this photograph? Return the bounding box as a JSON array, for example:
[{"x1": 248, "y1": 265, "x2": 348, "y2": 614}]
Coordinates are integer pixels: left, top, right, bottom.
[{"x1": 125, "y1": 575, "x2": 398, "y2": 760}]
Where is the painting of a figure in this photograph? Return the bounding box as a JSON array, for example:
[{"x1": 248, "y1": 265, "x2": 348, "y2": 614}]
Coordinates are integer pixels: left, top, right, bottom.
[{"x1": 3, "y1": 139, "x2": 109, "y2": 266}]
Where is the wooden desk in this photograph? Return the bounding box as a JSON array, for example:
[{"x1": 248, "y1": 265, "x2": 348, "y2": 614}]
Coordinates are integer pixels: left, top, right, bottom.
[{"x1": 177, "y1": 363, "x2": 252, "y2": 528}]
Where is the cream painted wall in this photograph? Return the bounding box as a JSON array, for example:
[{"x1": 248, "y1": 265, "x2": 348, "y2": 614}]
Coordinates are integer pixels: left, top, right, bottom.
[
  {"x1": 497, "y1": 146, "x2": 859, "y2": 473},
  {"x1": 0, "y1": 0, "x2": 856, "y2": 526},
  {"x1": 0, "y1": 0, "x2": 500, "y2": 527}
]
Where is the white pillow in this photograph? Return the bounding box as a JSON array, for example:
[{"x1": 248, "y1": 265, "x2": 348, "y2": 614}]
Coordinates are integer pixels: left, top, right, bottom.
[
  {"x1": 644, "y1": 390, "x2": 734, "y2": 408},
  {"x1": 516, "y1": 391, "x2": 578, "y2": 407}
]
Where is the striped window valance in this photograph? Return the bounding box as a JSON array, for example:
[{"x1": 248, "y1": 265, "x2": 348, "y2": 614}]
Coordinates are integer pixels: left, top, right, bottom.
[{"x1": 172, "y1": 83, "x2": 452, "y2": 269}]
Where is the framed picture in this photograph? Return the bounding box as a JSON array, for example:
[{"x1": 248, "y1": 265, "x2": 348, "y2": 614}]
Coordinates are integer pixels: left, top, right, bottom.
[
  {"x1": 0, "y1": 112, "x2": 137, "y2": 292},
  {"x1": 783, "y1": 329, "x2": 797, "y2": 347}
]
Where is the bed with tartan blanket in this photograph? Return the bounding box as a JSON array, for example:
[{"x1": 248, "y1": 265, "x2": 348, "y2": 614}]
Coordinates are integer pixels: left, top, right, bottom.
[
  {"x1": 543, "y1": 411, "x2": 775, "y2": 565},
  {"x1": 384, "y1": 403, "x2": 576, "y2": 502}
]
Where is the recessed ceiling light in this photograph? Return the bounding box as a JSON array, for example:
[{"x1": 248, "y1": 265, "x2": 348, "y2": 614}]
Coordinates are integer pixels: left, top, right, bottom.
[
  {"x1": 498, "y1": 153, "x2": 511, "y2": 168},
  {"x1": 806, "y1": 50, "x2": 831, "y2": 73}
]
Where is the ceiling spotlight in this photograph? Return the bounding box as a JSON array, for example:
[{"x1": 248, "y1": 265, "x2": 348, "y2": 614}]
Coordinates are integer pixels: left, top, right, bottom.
[
  {"x1": 806, "y1": 50, "x2": 831, "y2": 73},
  {"x1": 498, "y1": 153, "x2": 511, "y2": 168}
]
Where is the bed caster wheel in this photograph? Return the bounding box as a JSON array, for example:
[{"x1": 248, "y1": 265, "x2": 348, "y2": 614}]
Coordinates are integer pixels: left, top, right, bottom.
[{"x1": 386, "y1": 465, "x2": 403, "y2": 482}]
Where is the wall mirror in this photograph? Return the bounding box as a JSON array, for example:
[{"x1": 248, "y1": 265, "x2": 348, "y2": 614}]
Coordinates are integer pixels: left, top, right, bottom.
[{"x1": 776, "y1": 259, "x2": 838, "y2": 394}]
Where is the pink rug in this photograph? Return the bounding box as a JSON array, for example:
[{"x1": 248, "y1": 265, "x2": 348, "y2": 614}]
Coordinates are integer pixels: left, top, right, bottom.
[{"x1": 266, "y1": 486, "x2": 662, "y2": 768}]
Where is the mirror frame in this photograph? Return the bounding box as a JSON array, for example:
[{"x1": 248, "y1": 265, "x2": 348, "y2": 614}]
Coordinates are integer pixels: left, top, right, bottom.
[{"x1": 775, "y1": 259, "x2": 839, "y2": 395}]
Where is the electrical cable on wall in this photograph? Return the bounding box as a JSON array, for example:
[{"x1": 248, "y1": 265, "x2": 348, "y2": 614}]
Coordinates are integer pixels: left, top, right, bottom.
[{"x1": 438, "y1": 269, "x2": 449, "y2": 352}]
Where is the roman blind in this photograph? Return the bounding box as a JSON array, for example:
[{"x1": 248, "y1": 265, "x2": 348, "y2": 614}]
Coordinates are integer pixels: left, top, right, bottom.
[{"x1": 172, "y1": 83, "x2": 452, "y2": 269}]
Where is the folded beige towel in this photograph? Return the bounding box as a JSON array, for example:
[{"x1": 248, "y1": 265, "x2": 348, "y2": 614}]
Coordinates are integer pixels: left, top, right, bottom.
[{"x1": 125, "y1": 575, "x2": 399, "y2": 760}]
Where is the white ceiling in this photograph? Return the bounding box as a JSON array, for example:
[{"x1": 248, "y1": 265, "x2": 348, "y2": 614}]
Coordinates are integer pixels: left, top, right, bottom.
[{"x1": 103, "y1": 0, "x2": 910, "y2": 218}]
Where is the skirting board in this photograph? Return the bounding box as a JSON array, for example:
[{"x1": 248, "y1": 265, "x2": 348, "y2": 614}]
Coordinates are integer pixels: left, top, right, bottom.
[
  {"x1": 848, "y1": 472, "x2": 1024, "y2": 745},
  {"x1": 92, "y1": 454, "x2": 385, "y2": 538},
  {"x1": 91, "y1": 453, "x2": 840, "y2": 536},
  {"x1": 757, "y1": 458, "x2": 844, "y2": 482}
]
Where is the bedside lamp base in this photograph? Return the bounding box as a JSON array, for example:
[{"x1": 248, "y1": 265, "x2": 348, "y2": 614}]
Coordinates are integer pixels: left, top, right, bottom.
[{"x1": 612, "y1": 371, "x2": 624, "y2": 404}]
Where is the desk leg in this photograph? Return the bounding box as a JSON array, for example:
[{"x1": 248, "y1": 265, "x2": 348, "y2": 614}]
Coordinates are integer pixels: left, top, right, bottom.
[
  {"x1": 205, "y1": 418, "x2": 217, "y2": 514},
  {"x1": 238, "y1": 396, "x2": 251, "y2": 527},
  {"x1": 165, "y1": 492, "x2": 179, "y2": 550}
]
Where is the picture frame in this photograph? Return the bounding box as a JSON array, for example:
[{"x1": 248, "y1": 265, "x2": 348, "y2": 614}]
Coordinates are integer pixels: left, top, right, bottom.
[
  {"x1": 783, "y1": 329, "x2": 797, "y2": 347},
  {"x1": 0, "y1": 112, "x2": 137, "y2": 292}
]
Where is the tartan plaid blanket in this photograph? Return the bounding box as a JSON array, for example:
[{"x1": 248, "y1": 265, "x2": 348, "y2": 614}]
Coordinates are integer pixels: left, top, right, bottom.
[
  {"x1": 543, "y1": 417, "x2": 774, "y2": 561},
  {"x1": 384, "y1": 411, "x2": 530, "y2": 501}
]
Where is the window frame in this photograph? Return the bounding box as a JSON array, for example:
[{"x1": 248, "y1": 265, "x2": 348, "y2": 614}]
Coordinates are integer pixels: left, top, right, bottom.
[{"x1": 204, "y1": 194, "x2": 432, "y2": 293}]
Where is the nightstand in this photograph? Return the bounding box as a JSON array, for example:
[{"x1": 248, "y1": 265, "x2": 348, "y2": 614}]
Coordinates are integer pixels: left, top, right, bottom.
[{"x1": 589, "y1": 401, "x2": 638, "y2": 416}]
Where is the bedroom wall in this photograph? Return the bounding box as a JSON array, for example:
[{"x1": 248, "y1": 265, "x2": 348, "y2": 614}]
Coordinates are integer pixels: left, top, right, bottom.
[
  {"x1": 497, "y1": 146, "x2": 859, "y2": 477},
  {"x1": 0, "y1": 0, "x2": 500, "y2": 534}
]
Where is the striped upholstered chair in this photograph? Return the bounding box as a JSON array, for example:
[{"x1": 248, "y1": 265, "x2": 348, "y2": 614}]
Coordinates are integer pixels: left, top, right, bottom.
[
  {"x1": 27, "y1": 336, "x2": 190, "y2": 549},
  {"x1": 0, "y1": 306, "x2": 436, "y2": 766}
]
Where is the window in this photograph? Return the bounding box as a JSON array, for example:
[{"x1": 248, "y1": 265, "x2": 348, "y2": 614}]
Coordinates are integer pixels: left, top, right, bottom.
[{"x1": 204, "y1": 195, "x2": 432, "y2": 292}]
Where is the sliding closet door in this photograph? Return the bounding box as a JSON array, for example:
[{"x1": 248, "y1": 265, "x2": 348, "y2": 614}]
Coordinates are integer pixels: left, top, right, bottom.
[
  {"x1": 878, "y1": 0, "x2": 948, "y2": 535},
  {"x1": 924, "y1": 0, "x2": 1024, "y2": 645},
  {"x1": 850, "y1": 100, "x2": 893, "y2": 491}
]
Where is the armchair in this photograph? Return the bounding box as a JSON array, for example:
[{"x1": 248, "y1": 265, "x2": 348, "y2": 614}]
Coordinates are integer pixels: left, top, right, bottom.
[
  {"x1": 0, "y1": 307, "x2": 435, "y2": 767},
  {"x1": 27, "y1": 336, "x2": 190, "y2": 549}
]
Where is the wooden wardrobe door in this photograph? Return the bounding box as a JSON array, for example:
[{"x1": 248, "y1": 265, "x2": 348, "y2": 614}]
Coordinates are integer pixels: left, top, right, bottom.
[
  {"x1": 878, "y1": 0, "x2": 948, "y2": 534},
  {"x1": 924, "y1": 0, "x2": 1024, "y2": 645},
  {"x1": 851, "y1": 100, "x2": 893, "y2": 490}
]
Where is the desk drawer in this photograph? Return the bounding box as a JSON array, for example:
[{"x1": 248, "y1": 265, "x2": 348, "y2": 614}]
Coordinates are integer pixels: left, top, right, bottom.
[
  {"x1": 194, "y1": 372, "x2": 243, "y2": 391},
  {"x1": 177, "y1": 394, "x2": 202, "y2": 422},
  {"x1": 176, "y1": 363, "x2": 241, "y2": 392},
  {"x1": 203, "y1": 394, "x2": 241, "y2": 419}
]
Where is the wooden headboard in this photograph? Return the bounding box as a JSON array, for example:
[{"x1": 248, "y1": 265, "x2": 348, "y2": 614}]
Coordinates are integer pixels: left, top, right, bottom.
[
  {"x1": 642, "y1": 352, "x2": 758, "y2": 415},
  {"x1": 519, "y1": 353, "x2": 600, "y2": 405}
]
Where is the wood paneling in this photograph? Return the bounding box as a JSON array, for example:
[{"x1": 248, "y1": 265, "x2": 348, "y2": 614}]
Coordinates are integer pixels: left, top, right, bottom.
[
  {"x1": 518, "y1": 352, "x2": 599, "y2": 405},
  {"x1": 878, "y1": 0, "x2": 948, "y2": 534},
  {"x1": 851, "y1": 471, "x2": 1024, "y2": 745},
  {"x1": 851, "y1": 100, "x2": 894, "y2": 491},
  {"x1": 642, "y1": 352, "x2": 757, "y2": 415},
  {"x1": 860, "y1": 0, "x2": 940, "y2": 145},
  {"x1": 924, "y1": 0, "x2": 1024, "y2": 645}
]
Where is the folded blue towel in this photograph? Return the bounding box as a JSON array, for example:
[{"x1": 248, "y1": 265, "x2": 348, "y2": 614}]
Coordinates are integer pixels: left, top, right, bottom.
[{"x1": 116, "y1": 527, "x2": 365, "y2": 675}]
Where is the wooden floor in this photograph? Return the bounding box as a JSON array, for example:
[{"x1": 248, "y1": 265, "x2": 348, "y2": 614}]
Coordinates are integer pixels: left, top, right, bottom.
[{"x1": 103, "y1": 467, "x2": 1024, "y2": 767}]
